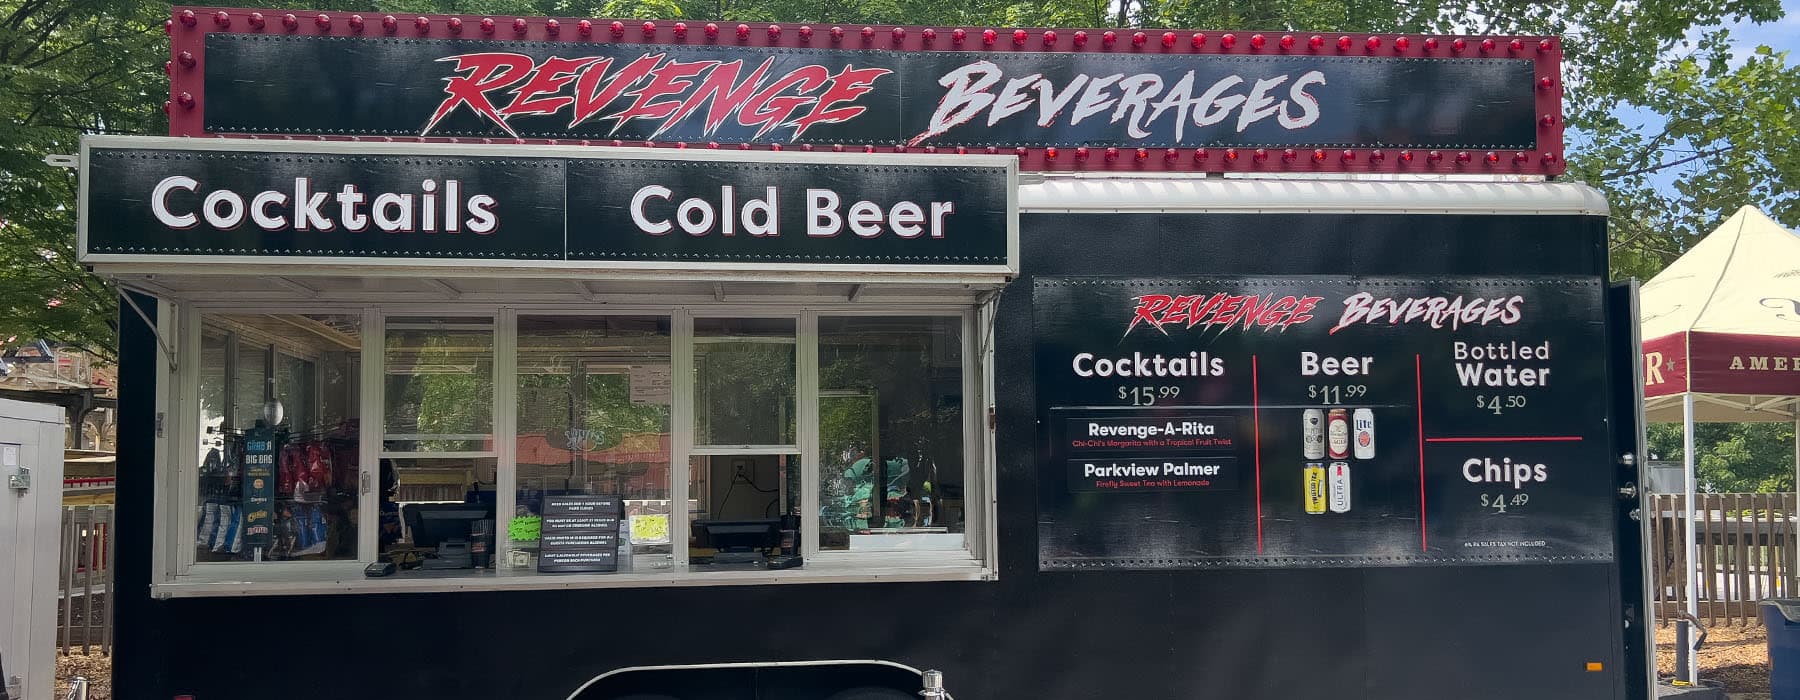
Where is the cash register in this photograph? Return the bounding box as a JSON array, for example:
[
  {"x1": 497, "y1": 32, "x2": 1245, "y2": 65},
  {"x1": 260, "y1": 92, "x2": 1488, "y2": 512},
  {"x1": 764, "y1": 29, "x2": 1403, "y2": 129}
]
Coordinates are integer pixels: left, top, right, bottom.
[{"x1": 401, "y1": 502, "x2": 494, "y2": 570}]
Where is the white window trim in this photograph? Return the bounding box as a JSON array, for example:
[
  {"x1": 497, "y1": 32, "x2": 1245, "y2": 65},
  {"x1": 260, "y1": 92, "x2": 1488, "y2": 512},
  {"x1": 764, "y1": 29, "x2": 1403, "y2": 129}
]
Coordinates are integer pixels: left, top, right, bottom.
[
  {"x1": 357, "y1": 308, "x2": 382, "y2": 565},
  {"x1": 154, "y1": 300, "x2": 996, "y2": 595},
  {"x1": 494, "y1": 308, "x2": 519, "y2": 570}
]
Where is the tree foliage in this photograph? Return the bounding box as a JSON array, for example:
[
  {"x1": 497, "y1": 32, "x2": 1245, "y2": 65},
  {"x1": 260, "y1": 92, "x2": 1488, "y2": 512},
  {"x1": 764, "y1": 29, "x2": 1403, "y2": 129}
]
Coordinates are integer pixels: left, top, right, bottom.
[
  {"x1": 1649, "y1": 422, "x2": 1797, "y2": 493},
  {"x1": 0, "y1": 0, "x2": 167, "y2": 361}
]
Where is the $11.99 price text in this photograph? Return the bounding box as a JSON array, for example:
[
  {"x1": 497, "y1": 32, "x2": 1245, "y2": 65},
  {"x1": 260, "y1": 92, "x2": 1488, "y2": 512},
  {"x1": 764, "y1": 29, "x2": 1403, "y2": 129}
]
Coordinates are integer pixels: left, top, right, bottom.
[{"x1": 1308, "y1": 384, "x2": 1367, "y2": 405}]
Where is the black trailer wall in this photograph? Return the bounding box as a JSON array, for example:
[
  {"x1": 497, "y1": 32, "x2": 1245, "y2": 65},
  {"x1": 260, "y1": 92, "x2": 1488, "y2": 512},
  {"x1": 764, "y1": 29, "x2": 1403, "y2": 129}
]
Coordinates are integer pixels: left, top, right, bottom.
[
  {"x1": 112, "y1": 212, "x2": 1638, "y2": 700},
  {"x1": 113, "y1": 291, "x2": 173, "y2": 697}
]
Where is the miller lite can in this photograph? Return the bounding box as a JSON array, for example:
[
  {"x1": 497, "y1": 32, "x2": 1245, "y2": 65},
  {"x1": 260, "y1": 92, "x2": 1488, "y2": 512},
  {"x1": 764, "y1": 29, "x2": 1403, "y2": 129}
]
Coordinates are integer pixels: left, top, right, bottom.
[
  {"x1": 1303, "y1": 463, "x2": 1327, "y2": 515},
  {"x1": 1326, "y1": 408, "x2": 1350, "y2": 459},
  {"x1": 1352, "y1": 408, "x2": 1376, "y2": 460},
  {"x1": 1328, "y1": 462, "x2": 1352, "y2": 513},
  {"x1": 1301, "y1": 409, "x2": 1326, "y2": 459}
]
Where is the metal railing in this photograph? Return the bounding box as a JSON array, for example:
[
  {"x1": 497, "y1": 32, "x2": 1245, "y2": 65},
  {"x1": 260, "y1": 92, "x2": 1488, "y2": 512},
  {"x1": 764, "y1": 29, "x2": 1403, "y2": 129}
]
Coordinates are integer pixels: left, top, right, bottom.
[
  {"x1": 57, "y1": 505, "x2": 114, "y2": 655},
  {"x1": 1649, "y1": 492, "x2": 1797, "y2": 627}
]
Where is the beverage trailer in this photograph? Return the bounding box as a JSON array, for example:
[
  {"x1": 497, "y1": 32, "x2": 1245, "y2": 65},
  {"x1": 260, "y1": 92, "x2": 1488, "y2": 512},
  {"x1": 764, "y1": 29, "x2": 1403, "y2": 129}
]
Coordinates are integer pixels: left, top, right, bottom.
[{"x1": 83, "y1": 9, "x2": 1651, "y2": 700}]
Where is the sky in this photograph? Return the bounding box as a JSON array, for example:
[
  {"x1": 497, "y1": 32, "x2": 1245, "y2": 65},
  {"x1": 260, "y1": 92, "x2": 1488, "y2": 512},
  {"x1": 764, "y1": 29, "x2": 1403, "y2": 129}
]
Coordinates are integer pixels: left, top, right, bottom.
[
  {"x1": 1711, "y1": 0, "x2": 1800, "y2": 59},
  {"x1": 1609, "y1": 0, "x2": 1800, "y2": 227}
]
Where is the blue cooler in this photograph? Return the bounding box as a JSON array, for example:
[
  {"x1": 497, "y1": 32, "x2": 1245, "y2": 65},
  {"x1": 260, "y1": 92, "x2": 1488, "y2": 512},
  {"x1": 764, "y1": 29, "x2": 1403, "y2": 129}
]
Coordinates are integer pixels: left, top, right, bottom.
[{"x1": 1760, "y1": 599, "x2": 1800, "y2": 697}]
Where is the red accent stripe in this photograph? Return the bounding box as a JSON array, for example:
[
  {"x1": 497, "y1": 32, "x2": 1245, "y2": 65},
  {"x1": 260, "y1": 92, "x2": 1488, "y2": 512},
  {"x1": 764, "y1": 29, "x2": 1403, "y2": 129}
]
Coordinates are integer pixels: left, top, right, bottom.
[
  {"x1": 1253, "y1": 354, "x2": 1263, "y2": 554},
  {"x1": 1416, "y1": 354, "x2": 1427, "y2": 552},
  {"x1": 1424, "y1": 436, "x2": 1583, "y2": 443}
]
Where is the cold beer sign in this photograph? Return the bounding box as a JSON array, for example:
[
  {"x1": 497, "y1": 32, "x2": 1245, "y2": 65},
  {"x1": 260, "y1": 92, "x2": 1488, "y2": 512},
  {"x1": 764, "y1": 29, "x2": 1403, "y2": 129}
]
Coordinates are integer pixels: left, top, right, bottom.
[{"x1": 77, "y1": 137, "x2": 1016, "y2": 274}]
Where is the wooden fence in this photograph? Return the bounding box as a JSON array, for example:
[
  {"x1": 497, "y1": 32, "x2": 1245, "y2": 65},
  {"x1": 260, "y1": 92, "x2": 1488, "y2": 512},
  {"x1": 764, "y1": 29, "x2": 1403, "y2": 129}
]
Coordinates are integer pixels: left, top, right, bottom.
[
  {"x1": 1649, "y1": 493, "x2": 1797, "y2": 627},
  {"x1": 57, "y1": 505, "x2": 114, "y2": 655}
]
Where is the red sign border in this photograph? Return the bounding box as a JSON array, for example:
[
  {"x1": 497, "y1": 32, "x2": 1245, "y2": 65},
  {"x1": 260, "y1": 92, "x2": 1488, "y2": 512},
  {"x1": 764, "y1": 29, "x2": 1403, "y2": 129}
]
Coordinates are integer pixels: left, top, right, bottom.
[{"x1": 166, "y1": 6, "x2": 1566, "y2": 175}]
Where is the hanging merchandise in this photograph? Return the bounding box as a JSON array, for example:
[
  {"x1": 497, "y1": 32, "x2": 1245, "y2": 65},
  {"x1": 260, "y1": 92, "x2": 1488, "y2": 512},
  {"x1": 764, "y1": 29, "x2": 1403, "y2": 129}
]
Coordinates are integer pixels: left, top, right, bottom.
[{"x1": 196, "y1": 420, "x2": 359, "y2": 561}]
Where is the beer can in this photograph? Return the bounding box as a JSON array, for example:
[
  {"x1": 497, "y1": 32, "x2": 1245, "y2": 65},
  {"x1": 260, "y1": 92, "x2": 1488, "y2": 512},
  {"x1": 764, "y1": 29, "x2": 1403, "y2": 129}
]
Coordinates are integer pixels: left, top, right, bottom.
[
  {"x1": 1352, "y1": 408, "x2": 1376, "y2": 460},
  {"x1": 1328, "y1": 462, "x2": 1352, "y2": 513},
  {"x1": 1303, "y1": 463, "x2": 1327, "y2": 514},
  {"x1": 1301, "y1": 409, "x2": 1326, "y2": 459},
  {"x1": 1326, "y1": 408, "x2": 1350, "y2": 459}
]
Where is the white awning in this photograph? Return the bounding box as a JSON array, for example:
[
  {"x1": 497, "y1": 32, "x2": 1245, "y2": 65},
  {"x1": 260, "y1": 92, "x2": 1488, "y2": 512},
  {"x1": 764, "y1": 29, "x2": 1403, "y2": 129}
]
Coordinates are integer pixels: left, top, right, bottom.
[{"x1": 1018, "y1": 176, "x2": 1607, "y2": 216}]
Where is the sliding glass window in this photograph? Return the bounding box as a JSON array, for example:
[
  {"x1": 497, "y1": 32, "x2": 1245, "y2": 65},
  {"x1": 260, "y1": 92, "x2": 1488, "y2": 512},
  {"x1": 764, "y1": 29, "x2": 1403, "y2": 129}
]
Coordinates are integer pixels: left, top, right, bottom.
[
  {"x1": 817, "y1": 316, "x2": 966, "y2": 553},
  {"x1": 193, "y1": 314, "x2": 362, "y2": 563},
  {"x1": 514, "y1": 315, "x2": 673, "y2": 570},
  {"x1": 688, "y1": 317, "x2": 800, "y2": 569},
  {"x1": 382, "y1": 316, "x2": 498, "y2": 564}
]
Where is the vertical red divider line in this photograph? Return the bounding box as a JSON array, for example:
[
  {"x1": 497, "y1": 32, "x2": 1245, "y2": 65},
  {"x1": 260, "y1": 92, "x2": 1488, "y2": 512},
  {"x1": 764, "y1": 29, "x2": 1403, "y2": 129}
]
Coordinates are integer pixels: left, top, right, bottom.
[
  {"x1": 1416, "y1": 354, "x2": 1427, "y2": 551},
  {"x1": 1253, "y1": 354, "x2": 1263, "y2": 554}
]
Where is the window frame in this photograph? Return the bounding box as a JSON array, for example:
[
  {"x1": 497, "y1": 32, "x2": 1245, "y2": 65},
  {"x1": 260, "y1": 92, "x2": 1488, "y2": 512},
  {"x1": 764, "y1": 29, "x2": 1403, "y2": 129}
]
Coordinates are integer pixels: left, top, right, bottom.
[
  {"x1": 174, "y1": 305, "x2": 381, "y2": 576},
  {"x1": 808, "y1": 309, "x2": 975, "y2": 560},
  {"x1": 158, "y1": 299, "x2": 996, "y2": 592}
]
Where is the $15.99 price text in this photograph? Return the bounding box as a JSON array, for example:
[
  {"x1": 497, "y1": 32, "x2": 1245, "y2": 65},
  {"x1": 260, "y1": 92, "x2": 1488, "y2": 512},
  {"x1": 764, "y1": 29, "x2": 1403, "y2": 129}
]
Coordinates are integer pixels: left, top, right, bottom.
[{"x1": 1119, "y1": 385, "x2": 1182, "y2": 406}]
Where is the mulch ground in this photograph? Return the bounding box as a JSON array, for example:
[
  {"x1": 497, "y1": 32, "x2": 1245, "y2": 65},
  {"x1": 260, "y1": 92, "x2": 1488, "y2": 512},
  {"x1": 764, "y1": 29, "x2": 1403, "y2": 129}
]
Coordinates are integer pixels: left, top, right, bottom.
[
  {"x1": 1657, "y1": 623, "x2": 1772, "y2": 693},
  {"x1": 54, "y1": 653, "x2": 112, "y2": 700}
]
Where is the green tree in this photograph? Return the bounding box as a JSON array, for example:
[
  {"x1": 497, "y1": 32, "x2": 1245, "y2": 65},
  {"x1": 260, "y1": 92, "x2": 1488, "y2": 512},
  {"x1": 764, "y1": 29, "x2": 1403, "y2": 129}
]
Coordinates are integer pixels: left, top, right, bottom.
[
  {"x1": 3, "y1": 0, "x2": 1796, "y2": 357},
  {"x1": 1649, "y1": 422, "x2": 1797, "y2": 493},
  {"x1": 0, "y1": 0, "x2": 170, "y2": 361}
]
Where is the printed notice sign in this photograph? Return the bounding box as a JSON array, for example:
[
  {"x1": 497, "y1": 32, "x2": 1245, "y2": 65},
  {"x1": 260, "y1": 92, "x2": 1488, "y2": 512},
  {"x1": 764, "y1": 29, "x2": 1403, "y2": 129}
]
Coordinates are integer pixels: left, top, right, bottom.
[
  {"x1": 629, "y1": 365, "x2": 672, "y2": 405},
  {"x1": 538, "y1": 495, "x2": 622, "y2": 573}
]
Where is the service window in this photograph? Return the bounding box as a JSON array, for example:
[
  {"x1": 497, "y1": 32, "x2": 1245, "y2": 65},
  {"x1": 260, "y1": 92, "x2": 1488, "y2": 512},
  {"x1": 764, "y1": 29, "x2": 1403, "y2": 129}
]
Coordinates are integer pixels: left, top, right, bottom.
[
  {"x1": 381, "y1": 316, "x2": 497, "y2": 561},
  {"x1": 164, "y1": 303, "x2": 993, "y2": 593},
  {"x1": 817, "y1": 316, "x2": 965, "y2": 553},
  {"x1": 514, "y1": 315, "x2": 674, "y2": 570},
  {"x1": 191, "y1": 314, "x2": 362, "y2": 564}
]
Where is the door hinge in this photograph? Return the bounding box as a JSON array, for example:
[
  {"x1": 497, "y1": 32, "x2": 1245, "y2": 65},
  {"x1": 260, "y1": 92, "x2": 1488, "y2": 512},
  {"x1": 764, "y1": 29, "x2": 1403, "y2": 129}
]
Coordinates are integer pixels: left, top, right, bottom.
[{"x1": 156, "y1": 412, "x2": 166, "y2": 438}]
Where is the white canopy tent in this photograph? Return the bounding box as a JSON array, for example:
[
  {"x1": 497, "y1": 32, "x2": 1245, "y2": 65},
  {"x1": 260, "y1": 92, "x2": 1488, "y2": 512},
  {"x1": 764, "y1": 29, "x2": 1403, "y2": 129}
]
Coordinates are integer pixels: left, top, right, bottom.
[{"x1": 1638, "y1": 205, "x2": 1800, "y2": 682}]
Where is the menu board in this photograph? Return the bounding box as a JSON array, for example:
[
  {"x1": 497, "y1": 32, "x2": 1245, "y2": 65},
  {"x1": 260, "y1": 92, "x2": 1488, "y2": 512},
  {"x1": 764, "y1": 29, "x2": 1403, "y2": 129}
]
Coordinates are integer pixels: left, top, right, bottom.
[
  {"x1": 537, "y1": 495, "x2": 622, "y2": 573},
  {"x1": 1034, "y1": 277, "x2": 1614, "y2": 570}
]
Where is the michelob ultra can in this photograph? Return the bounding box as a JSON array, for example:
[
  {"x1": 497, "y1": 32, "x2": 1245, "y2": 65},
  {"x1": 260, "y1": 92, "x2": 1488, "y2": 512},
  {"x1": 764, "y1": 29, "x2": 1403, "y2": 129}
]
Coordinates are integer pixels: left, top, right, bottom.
[
  {"x1": 1328, "y1": 462, "x2": 1352, "y2": 513},
  {"x1": 1352, "y1": 408, "x2": 1376, "y2": 460},
  {"x1": 1303, "y1": 463, "x2": 1328, "y2": 514},
  {"x1": 1302, "y1": 409, "x2": 1326, "y2": 459},
  {"x1": 1326, "y1": 408, "x2": 1350, "y2": 459}
]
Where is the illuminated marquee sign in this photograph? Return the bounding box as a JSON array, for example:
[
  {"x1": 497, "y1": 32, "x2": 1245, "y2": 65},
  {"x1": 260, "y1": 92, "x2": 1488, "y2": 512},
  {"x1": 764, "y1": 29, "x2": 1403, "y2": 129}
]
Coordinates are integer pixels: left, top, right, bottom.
[{"x1": 165, "y1": 7, "x2": 1567, "y2": 174}]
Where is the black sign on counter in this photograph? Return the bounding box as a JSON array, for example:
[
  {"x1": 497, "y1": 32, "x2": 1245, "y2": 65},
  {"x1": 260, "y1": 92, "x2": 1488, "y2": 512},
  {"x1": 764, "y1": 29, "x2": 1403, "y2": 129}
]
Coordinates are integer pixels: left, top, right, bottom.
[
  {"x1": 1033, "y1": 276, "x2": 1612, "y2": 570},
  {"x1": 538, "y1": 495, "x2": 622, "y2": 573},
  {"x1": 77, "y1": 136, "x2": 1016, "y2": 275}
]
